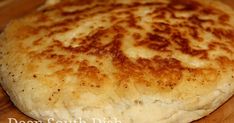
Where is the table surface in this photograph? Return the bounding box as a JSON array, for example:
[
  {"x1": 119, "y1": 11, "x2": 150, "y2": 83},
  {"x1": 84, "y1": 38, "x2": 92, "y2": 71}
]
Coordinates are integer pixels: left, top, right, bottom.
[{"x1": 0, "y1": 0, "x2": 234, "y2": 123}]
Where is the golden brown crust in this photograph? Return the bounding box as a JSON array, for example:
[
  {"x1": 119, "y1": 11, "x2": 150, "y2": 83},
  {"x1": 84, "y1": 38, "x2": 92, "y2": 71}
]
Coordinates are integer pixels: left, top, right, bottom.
[
  {"x1": 1, "y1": 0, "x2": 234, "y2": 122},
  {"x1": 22, "y1": 0, "x2": 234, "y2": 91}
]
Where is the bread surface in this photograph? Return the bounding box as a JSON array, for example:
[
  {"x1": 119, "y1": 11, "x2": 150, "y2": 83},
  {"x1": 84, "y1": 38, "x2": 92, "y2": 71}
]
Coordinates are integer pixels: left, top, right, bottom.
[{"x1": 1, "y1": 0, "x2": 234, "y2": 122}]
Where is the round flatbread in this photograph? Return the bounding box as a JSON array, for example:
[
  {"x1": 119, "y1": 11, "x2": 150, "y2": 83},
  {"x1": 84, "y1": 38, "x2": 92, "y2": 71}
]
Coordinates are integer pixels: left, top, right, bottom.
[{"x1": 0, "y1": 0, "x2": 234, "y2": 122}]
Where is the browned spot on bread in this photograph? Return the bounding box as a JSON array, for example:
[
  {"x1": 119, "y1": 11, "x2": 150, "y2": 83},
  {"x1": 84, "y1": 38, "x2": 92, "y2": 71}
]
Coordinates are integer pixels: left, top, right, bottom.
[
  {"x1": 169, "y1": 0, "x2": 200, "y2": 11},
  {"x1": 212, "y1": 28, "x2": 234, "y2": 40},
  {"x1": 33, "y1": 38, "x2": 42, "y2": 46}
]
